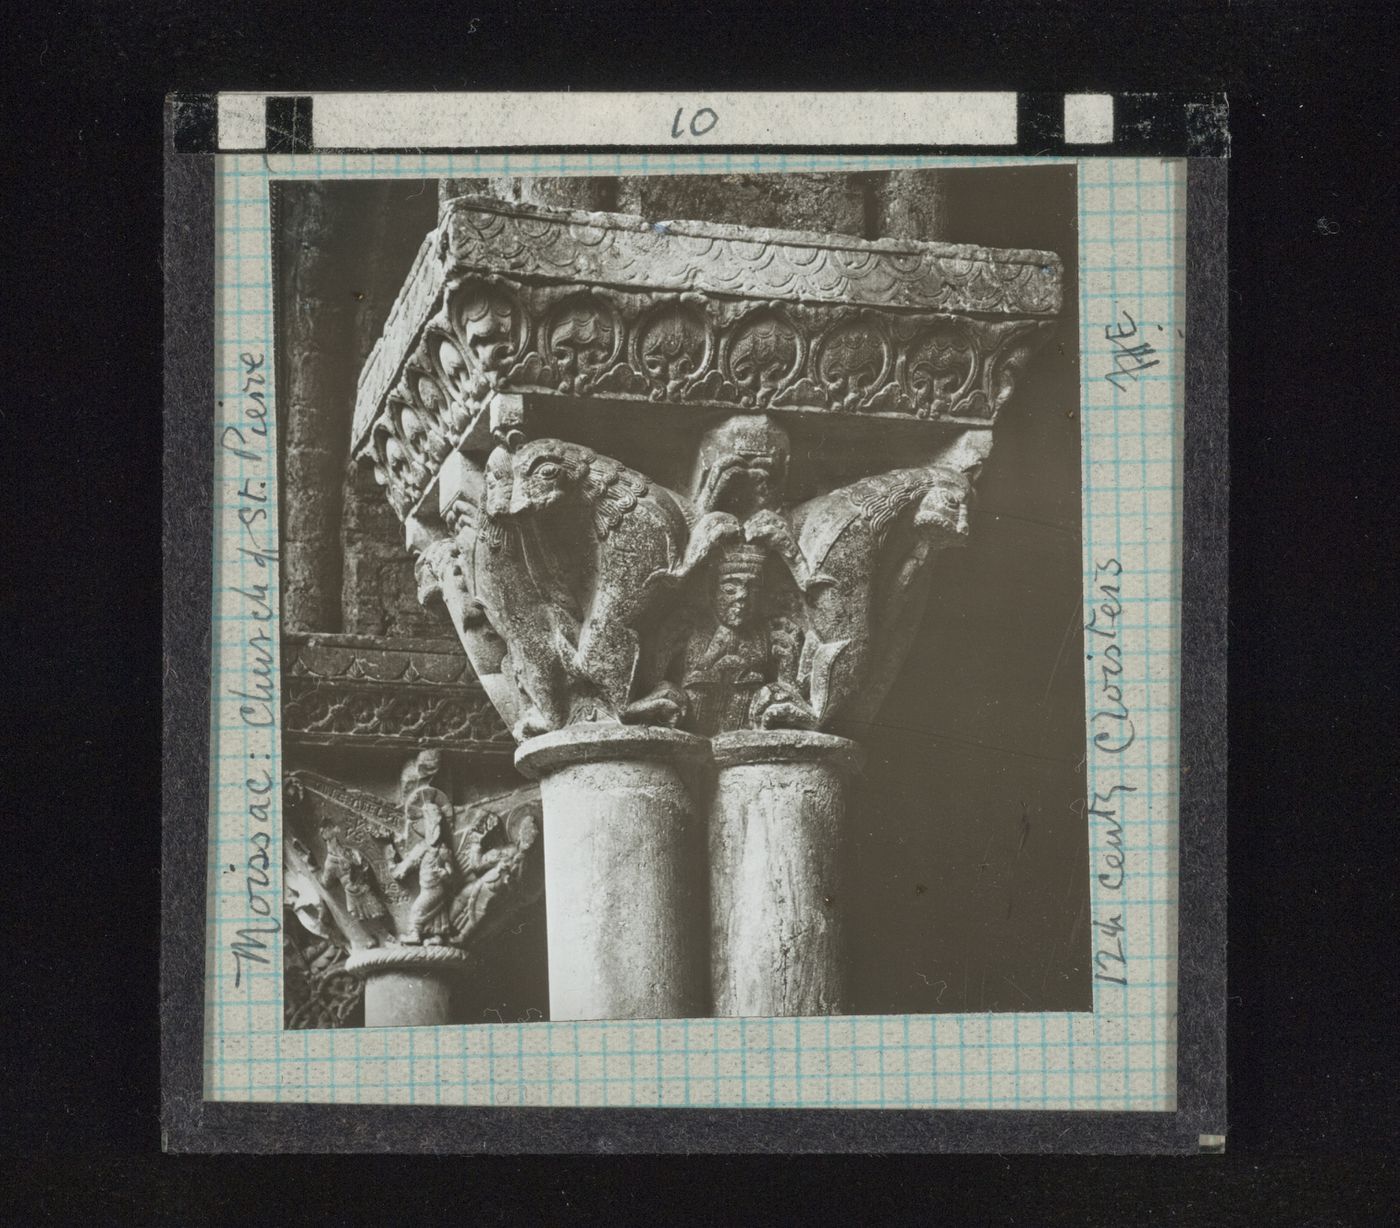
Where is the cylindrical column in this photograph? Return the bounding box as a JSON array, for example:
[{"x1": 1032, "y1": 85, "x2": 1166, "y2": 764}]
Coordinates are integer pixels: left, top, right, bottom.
[
  {"x1": 709, "y1": 730, "x2": 864, "y2": 1017},
  {"x1": 515, "y1": 725, "x2": 707, "y2": 1022},
  {"x1": 344, "y1": 946, "x2": 470, "y2": 1027}
]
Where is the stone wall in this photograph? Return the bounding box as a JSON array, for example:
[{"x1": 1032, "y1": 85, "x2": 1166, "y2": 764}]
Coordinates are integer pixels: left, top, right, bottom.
[
  {"x1": 276, "y1": 167, "x2": 1090, "y2": 1018},
  {"x1": 274, "y1": 178, "x2": 448, "y2": 638}
]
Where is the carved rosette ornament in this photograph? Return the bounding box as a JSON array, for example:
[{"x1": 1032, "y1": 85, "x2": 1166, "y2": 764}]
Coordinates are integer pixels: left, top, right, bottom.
[{"x1": 354, "y1": 194, "x2": 1063, "y2": 1021}]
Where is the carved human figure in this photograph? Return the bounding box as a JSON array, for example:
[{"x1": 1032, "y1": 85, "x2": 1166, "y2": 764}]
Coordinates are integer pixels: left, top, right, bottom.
[
  {"x1": 676, "y1": 543, "x2": 814, "y2": 735},
  {"x1": 478, "y1": 438, "x2": 691, "y2": 736},
  {"x1": 445, "y1": 802, "x2": 542, "y2": 943},
  {"x1": 676, "y1": 414, "x2": 825, "y2": 591},
  {"x1": 648, "y1": 416, "x2": 818, "y2": 733},
  {"x1": 392, "y1": 785, "x2": 457, "y2": 945},
  {"x1": 316, "y1": 822, "x2": 393, "y2": 948}
]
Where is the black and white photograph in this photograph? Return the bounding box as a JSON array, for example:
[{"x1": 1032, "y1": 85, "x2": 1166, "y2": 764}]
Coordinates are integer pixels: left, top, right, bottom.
[{"x1": 272, "y1": 166, "x2": 1086, "y2": 1031}]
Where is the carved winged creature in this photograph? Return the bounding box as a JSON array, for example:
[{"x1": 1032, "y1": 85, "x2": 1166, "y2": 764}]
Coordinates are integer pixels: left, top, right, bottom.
[
  {"x1": 479, "y1": 438, "x2": 691, "y2": 736},
  {"x1": 793, "y1": 464, "x2": 973, "y2": 725}
]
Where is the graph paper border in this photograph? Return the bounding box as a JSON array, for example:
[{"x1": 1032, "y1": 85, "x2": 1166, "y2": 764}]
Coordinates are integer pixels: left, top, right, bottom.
[{"x1": 161, "y1": 106, "x2": 1225, "y2": 1152}]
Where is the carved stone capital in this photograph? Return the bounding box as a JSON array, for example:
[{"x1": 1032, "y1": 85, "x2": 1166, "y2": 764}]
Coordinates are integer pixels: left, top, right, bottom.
[
  {"x1": 282, "y1": 756, "x2": 544, "y2": 960},
  {"x1": 354, "y1": 196, "x2": 1062, "y2": 741}
]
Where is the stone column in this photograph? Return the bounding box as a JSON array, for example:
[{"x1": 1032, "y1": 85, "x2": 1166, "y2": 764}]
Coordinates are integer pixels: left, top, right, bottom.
[
  {"x1": 708, "y1": 731, "x2": 863, "y2": 1017},
  {"x1": 345, "y1": 947, "x2": 470, "y2": 1027},
  {"x1": 515, "y1": 726, "x2": 708, "y2": 1021}
]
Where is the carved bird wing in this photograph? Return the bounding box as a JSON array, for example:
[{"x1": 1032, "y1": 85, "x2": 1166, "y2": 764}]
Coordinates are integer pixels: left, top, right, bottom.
[
  {"x1": 582, "y1": 455, "x2": 646, "y2": 538},
  {"x1": 285, "y1": 770, "x2": 403, "y2": 842},
  {"x1": 796, "y1": 469, "x2": 944, "y2": 572}
]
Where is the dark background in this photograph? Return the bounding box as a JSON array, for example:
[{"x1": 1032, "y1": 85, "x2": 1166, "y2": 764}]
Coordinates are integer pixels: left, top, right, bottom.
[
  {"x1": 274, "y1": 166, "x2": 1088, "y2": 1020},
  {"x1": 9, "y1": 0, "x2": 1394, "y2": 1221}
]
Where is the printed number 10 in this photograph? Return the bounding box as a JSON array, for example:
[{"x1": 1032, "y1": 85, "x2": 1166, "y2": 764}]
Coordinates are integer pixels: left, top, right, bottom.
[{"x1": 672, "y1": 107, "x2": 719, "y2": 138}]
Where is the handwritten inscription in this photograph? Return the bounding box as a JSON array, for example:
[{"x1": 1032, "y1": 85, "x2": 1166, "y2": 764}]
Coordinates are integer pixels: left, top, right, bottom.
[
  {"x1": 1103, "y1": 308, "x2": 1160, "y2": 391},
  {"x1": 221, "y1": 351, "x2": 282, "y2": 986},
  {"x1": 220, "y1": 351, "x2": 269, "y2": 462},
  {"x1": 230, "y1": 765, "x2": 280, "y2": 986},
  {"x1": 1091, "y1": 910, "x2": 1128, "y2": 987},
  {"x1": 1089, "y1": 785, "x2": 1136, "y2": 986},
  {"x1": 1086, "y1": 558, "x2": 1135, "y2": 754},
  {"x1": 225, "y1": 353, "x2": 278, "y2": 730},
  {"x1": 1085, "y1": 558, "x2": 1138, "y2": 989},
  {"x1": 1089, "y1": 783, "x2": 1134, "y2": 893},
  {"x1": 671, "y1": 106, "x2": 719, "y2": 139}
]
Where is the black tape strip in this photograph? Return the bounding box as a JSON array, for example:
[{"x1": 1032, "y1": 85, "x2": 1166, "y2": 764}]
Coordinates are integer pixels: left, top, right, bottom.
[
  {"x1": 1018, "y1": 92, "x2": 1064, "y2": 153},
  {"x1": 161, "y1": 99, "x2": 217, "y2": 1150},
  {"x1": 266, "y1": 96, "x2": 314, "y2": 153},
  {"x1": 1177, "y1": 156, "x2": 1230, "y2": 1145},
  {"x1": 1113, "y1": 92, "x2": 1190, "y2": 156},
  {"x1": 171, "y1": 92, "x2": 217, "y2": 153},
  {"x1": 1185, "y1": 97, "x2": 1231, "y2": 158}
]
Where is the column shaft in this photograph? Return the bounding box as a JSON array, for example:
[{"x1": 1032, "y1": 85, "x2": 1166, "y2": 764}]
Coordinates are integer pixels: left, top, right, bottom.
[
  {"x1": 516, "y1": 726, "x2": 707, "y2": 1021},
  {"x1": 709, "y1": 731, "x2": 863, "y2": 1017},
  {"x1": 363, "y1": 970, "x2": 453, "y2": 1027},
  {"x1": 345, "y1": 947, "x2": 469, "y2": 1027}
]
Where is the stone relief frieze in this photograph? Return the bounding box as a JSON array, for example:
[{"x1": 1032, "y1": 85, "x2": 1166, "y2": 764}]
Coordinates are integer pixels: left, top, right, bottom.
[
  {"x1": 362, "y1": 276, "x2": 1053, "y2": 517},
  {"x1": 283, "y1": 632, "x2": 511, "y2": 750},
  {"x1": 437, "y1": 200, "x2": 1062, "y2": 316},
  {"x1": 354, "y1": 198, "x2": 1061, "y2": 522}
]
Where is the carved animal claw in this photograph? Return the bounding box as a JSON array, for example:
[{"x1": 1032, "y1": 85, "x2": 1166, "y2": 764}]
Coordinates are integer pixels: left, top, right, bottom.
[
  {"x1": 622, "y1": 685, "x2": 688, "y2": 728},
  {"x1": 752, "y1": 684, "x2": 820, "y2": 731},
  {"x1": 512, "y1": 709, "x2": 552, "y2": 741},
  {"x1": 758, "y1": 700, "x2": 820, "y2": 731},
  {"x1": 677, "y1": 511, "x2": 742, "y2": 574},
  {"x1": 742, "y1": 509, "x2": 834, "y2": 591},
  {"x1": 741, "y1": 508, "x2": 787, "y2": 545}
]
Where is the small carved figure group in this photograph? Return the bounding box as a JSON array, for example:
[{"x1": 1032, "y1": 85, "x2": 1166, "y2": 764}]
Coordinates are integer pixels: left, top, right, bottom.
[
  {"x1": 290, "y1": 751, "x2": 542, "y2": 955},
  {"x1": 317, "y1": 823, "x2": 393, "y2": 946}
]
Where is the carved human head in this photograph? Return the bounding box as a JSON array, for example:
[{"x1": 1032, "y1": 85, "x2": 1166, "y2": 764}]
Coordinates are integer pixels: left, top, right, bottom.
[
  {"x1": 399, "y1": 749, "x2": 443, "y2": 802},
  {"x1": 504, "y1": 802, "x2": 541, "y2": 849},
  {"x1": 420, "y1": 800, "x2": 445, "y2": 846},
  {"x1": 694, "y1": 415, "x2": 791, "y2": 514},
  {"x1": 713, "y1": 544, "x2": 766, "y2": 627}
]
